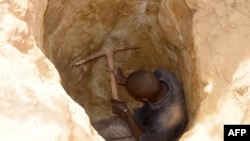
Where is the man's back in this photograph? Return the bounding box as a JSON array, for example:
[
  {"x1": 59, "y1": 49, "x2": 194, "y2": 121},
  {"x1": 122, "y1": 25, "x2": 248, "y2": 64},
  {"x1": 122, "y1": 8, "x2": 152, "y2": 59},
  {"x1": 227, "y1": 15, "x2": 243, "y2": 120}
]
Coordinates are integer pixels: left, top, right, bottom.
[{"x1": 134, "y1": 68, "x2": 188, "y2": 141}]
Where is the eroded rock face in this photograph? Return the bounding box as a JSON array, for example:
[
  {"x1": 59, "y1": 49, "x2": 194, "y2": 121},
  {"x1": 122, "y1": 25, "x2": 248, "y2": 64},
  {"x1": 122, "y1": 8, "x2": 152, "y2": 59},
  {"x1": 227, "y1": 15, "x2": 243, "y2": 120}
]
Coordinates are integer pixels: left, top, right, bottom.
[
  {"x1": 180, "y1": 0, "x2": 250, "y2": 140},
  {"x1": 0, "y1": 0, "x2": 103, "y2": 140}
]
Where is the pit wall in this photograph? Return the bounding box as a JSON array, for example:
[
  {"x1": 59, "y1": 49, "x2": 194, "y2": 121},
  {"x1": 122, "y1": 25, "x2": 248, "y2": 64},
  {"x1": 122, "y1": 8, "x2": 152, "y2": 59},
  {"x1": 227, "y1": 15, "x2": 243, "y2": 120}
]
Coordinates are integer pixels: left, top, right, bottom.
[
  {"x1": 181, "y1": 0, "x2": 250, "y2": 140},
  {"x1": 0, "y1": 0, "x2": 103, "y2": 140}
]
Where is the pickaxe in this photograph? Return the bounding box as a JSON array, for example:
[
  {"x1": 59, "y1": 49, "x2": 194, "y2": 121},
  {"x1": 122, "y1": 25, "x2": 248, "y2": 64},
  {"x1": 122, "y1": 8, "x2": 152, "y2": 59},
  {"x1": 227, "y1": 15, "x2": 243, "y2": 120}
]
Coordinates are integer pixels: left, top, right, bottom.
[{"x1": 75, "y1": 47, "x2": 140, "y2": 100}]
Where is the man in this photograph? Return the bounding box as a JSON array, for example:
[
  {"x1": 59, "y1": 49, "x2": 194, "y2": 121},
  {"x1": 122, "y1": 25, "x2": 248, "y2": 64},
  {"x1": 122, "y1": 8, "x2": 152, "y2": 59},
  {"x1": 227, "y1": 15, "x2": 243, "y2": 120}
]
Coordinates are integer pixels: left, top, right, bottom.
[{"x1": 93, "y1": 67, "x2": 188, "y2": 141}]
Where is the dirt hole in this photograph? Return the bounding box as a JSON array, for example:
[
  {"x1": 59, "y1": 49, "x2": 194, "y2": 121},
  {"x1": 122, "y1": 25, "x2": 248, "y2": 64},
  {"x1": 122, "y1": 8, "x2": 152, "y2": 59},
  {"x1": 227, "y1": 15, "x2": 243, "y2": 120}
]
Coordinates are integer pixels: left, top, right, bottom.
[{"x1": 43, "y1": 0, "x2": 200, "y2": 129}]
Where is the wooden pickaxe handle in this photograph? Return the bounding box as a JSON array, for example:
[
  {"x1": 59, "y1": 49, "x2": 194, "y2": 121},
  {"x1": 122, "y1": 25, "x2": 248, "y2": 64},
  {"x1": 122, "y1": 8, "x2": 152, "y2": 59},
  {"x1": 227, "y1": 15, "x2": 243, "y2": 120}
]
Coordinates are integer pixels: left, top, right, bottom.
[{"x1": 75, "y1": 47, "x2": 140, "y2": 100}]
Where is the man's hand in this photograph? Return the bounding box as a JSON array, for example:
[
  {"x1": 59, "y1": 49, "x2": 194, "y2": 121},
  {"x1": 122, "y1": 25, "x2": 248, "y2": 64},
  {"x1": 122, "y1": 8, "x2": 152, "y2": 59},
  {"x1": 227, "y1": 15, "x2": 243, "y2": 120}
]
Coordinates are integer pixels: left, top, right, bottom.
[
  {"x1": 111, "y1": 99, "x2": 142, "y2": 141},
  {"x1": 112, "y1": 66, "x2": 127, "y2": 85},
  {"x1": 111, "y1": 99, "x2": 129, "y2": 117}
]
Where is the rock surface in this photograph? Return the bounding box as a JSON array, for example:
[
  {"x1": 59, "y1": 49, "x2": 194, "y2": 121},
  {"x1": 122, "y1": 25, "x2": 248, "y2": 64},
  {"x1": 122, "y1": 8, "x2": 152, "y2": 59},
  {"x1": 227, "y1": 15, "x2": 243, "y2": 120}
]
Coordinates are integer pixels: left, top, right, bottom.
[
  {"x1": 0, "y1": 0, "x2": 103, "y2": 140},
  {"x1": 180, "y1": 0, "x2": 250, "y2": 140}
]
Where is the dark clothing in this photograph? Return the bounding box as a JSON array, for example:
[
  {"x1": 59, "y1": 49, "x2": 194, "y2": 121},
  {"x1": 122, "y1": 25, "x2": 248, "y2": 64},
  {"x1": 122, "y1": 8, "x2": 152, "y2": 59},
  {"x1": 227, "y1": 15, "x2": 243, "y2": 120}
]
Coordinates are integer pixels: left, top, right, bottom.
[
  {"x1": 134, "y1": 68, "x2": 188, "y2": 141},
  {"x1": 93, "y1": 68, "x2": 188, "y2": 141}
]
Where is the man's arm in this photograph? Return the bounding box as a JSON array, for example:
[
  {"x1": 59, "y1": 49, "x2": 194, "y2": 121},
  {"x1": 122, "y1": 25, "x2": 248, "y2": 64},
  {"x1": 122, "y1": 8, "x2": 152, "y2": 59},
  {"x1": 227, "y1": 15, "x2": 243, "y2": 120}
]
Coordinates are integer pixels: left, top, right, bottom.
[
  {"x1": 123, "y1": 109, "x2": 142, "y2": 140},
  {"x1": 111, "y1": 99, "x2": 142, "y2": 141}
]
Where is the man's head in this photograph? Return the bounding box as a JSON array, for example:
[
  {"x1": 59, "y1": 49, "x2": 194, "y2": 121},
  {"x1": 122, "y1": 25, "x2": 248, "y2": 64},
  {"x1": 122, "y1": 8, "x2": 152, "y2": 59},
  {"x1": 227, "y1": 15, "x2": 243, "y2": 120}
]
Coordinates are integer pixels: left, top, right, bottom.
[{"x1": 125, "y1": 69, "x2": 161, "y2": 100}]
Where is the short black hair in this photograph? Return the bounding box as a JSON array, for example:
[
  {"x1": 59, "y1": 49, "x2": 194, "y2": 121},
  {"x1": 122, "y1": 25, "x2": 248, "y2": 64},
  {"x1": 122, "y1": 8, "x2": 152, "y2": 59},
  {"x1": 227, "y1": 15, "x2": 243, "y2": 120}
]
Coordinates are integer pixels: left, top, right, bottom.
[{"x1": 126, "y1": 70, "x2": 161, "y2": 99}]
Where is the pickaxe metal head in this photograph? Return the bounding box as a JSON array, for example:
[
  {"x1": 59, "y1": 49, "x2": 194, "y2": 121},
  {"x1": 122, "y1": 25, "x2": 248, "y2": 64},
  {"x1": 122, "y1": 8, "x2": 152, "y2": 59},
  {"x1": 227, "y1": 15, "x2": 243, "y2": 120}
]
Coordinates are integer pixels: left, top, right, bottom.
[{"x1": 75, "y1": 47, "x2": 140, "y2": 99}]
